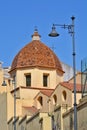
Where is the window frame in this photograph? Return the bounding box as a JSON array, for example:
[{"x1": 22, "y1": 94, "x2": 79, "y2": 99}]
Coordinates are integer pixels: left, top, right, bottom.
[
  {"x1": 25, "y1": 73, "x2": 31, "y2": 87},
  {"x1": 43, "y1": 73, "x2": 49, "y2": 87}
]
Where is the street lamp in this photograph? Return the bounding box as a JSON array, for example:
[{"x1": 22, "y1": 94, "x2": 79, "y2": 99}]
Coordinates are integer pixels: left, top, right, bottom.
[
  {"x1": 12, "y1": 79, "x2": 16, "y2": 130},
  {"x1": 48, "y1": 16, "x2": 77, "y2": 130},
  {"x1": 2, "y1": 72, "x2": 7, "y2": 86},
  {"x1": 2, "y1": 80, "x2": 7, "y2": 86}
]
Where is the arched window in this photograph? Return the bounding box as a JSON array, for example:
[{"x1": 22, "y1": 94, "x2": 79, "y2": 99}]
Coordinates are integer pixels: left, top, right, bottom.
[
  {"x1": 53, "y1": 94, "x2": 57, "y2": 105},
  {"x1": 62, "y1": 90, "x2": 67, "y2": 101},
  {"x1": 38, "y1": 96, "x2": 43, "y2": 106}
]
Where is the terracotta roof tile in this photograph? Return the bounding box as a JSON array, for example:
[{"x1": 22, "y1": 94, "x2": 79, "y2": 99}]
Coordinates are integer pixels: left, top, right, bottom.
[
  {"x1": 60, "y1": 82, "x2": 81, "y2": 92},
  {"x1": 40, "y1": 89, "x2": 54, "y2": 97},
  {"x1": 10, "y1": 32, "x2": 63, "y2": 74}
]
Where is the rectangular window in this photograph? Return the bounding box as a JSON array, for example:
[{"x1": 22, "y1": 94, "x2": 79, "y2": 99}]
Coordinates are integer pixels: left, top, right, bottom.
[
  {"x1": 43, "y1": 75, "x2": 48, "y2": 87},
  {"x1": 26, "y1": 74, "x2": 31, "y2": 87}
]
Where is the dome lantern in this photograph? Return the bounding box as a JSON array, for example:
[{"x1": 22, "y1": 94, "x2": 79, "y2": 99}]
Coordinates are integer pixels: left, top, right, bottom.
[{"x1": 31, "y1": 28, "x2": 41, "y2": 41}]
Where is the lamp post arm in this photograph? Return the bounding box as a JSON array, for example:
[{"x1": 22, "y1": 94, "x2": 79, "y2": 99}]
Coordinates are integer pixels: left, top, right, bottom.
[
  {"x1": 53, "y1": 23, "x2": 74, "y2": 35},
  {"x1": 53, "y1": 24, "x2": 69, "y2": 27}
]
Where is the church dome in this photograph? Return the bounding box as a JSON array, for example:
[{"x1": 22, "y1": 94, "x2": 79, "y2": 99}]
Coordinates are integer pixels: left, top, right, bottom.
[{"x1": 10, "y1": 30, "x2": 63, "y2": 73}]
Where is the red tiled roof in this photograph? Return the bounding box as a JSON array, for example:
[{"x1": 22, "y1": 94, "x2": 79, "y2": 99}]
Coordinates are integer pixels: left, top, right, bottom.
[
  {"x1": 40, "y1": 89, "x2": 54, "y2": 97},
  {"x1": 11, "y1": 86, "x2": 54, "y2": 93},
  {"x1": 10, "y1": 31, "x2": 63, "y2": 74},
  {"x1": 60, "y1": 82, "x2": 81, "y2": 92}
]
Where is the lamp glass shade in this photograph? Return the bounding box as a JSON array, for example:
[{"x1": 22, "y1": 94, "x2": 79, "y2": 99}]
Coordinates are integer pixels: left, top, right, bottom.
[{"x1": 48, "y1": 25, "x2": 59, "y2": 37}]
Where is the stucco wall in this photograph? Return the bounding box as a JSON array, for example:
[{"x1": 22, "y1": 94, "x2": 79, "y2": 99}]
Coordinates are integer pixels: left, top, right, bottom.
[
  {"x1": 51, "y1": 84, "x2": 72, "y2": 108},
  {"x1": 0, "y1": 93, "x2": 7, "y2": 130},
  {"x1": 34, "y1": 92, "x2": 50, "y2": 112},
  {"x1": 63, "y1": 96, "x2": 87, "y2": 130},
  {"x1": 77, "y1": 97, "x2": 87, "y2": 130},
  {"x1": 16, "y1": 68, "x2": 63, "y2": 89},
  {"x1": 26, "y1": 112, "x2": 40, "y2": 130}
]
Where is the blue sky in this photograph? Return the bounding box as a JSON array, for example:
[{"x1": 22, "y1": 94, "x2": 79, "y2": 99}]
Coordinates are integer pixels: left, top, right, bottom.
[{"x1": 0, "y1": 0, "x2": 87, "y2": 71}]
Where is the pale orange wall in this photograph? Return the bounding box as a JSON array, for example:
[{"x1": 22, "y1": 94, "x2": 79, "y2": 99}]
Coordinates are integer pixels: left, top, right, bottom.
[
  {"x1": 34, "y1": 92, "x2": 50, "y2": 112},
  {"x1": 0, "y1": 93, "x2": 7, "y2": 130},
  {"x1": 0, "y1": 68, "x2": 13, "y2": 93},
  {"x1": 34, "y1": 84, "x2": 73, "y2": 114},
  {"x1": 69, "y1": 72, "x2": 81, "y2": 84},
  {"x1": 20, "y1": 88, "x2": 39, "y2": 99},
  {"x1": 63, "y1": 96, "x2": 87, "y2": 130},
  {"x1": 72, "y1": 92, "x2": 81, "y2": 106},
  {"x1": 51, "y1": 84, "x2": 72, "y2": 107},
  {"x1": 7, "y1": 92, "x2": 14, "y2": 120},
  {"x1": 0, "y1": 69, "x2": 3, "y2": 86},
  {"x1": 6, "y1": 92, "x2": 22, "y2": 121},
  {"x1": 15, "y1": 68, "x2": 63, "y2": 89},
  {"x1": 26, "y1": 112, "x2": 51, "y2": 130}
]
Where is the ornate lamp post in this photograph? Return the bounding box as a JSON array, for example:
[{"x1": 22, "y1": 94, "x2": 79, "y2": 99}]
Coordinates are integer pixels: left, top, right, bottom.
[
  {"x1": 12, "y1": 79, "x2": 16, "y2": 130},
  {"x1": 48, "y1": 16, "x2": 77, "y2": 130}
]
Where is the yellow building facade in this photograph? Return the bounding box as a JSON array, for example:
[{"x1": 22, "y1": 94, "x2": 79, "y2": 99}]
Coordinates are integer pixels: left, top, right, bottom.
[{"x1": 0, "y1": 30, "x2": 83, "y2": 130}]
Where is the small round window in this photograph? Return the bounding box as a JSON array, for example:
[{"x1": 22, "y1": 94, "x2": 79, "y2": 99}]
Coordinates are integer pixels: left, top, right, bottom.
[{"x1": 62, "y1": 90, "x2": 67, "y2": 101}]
